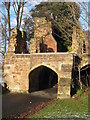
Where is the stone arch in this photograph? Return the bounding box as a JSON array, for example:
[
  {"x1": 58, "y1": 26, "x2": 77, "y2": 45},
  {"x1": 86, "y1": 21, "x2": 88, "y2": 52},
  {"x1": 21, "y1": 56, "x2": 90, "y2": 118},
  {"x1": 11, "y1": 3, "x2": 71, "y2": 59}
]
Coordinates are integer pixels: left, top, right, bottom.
[
  {"x1": 30, "y1": 64, "x2": 59, "y2": 76},
  {"x1": 28, "y1": 64, "x2": 58, "y2": 93}
]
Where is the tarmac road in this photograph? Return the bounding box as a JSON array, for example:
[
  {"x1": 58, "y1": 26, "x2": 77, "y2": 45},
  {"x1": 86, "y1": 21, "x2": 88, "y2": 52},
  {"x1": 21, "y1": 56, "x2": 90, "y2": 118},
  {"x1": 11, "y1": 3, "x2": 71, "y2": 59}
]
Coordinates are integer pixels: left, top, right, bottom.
[{"x1": 2, "y1": 85, "x2": 57, "y2": 118}]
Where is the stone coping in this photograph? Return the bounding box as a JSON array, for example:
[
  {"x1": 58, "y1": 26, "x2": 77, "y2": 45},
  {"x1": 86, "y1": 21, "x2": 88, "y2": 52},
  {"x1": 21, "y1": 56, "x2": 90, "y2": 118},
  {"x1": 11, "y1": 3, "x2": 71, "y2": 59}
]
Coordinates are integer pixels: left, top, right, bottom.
[
  {"x1": 82, "y1": 53, "x2": 90, "y2": 56},
  {"x1": 14, "y1": 52, "x2": 75, "y2": 56}
]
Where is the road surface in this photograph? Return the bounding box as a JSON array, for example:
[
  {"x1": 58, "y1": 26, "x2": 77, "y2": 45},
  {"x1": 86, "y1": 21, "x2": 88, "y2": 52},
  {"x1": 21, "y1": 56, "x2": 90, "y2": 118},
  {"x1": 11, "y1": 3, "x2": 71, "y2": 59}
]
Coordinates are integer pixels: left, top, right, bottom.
[{"x1": 2, "y1": 85, "x2": 57, "y2": 118}]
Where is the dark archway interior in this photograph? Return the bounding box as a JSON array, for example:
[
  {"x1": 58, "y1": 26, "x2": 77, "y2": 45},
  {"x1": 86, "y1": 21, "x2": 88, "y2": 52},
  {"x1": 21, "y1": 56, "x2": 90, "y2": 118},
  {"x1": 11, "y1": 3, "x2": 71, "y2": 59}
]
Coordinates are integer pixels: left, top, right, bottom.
[
  {"x1": 28, "y1": 65, "x2": 58, "y2": 93},
  {"x1": 81, "y1": 65, "x2": 90, "y2": 87}
]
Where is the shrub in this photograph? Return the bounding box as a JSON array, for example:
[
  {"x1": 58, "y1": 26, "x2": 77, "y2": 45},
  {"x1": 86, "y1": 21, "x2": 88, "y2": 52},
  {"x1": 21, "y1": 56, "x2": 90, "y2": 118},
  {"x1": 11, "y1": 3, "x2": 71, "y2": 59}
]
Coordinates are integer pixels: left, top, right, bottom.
[
  {"x1": 77, "y1": 89, "x2": 83, "y2": 96},
  {"x1": 68, "y1": 46, "x2": 72, "y2": 52}
]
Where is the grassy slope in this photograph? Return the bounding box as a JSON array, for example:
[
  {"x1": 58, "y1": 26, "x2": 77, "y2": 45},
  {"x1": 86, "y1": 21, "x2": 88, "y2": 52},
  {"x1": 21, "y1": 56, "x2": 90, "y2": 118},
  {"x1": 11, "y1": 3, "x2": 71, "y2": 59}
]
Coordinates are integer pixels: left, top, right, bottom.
[{"x1": 29, "y1": 91, "x2": 89, "y2": 119}]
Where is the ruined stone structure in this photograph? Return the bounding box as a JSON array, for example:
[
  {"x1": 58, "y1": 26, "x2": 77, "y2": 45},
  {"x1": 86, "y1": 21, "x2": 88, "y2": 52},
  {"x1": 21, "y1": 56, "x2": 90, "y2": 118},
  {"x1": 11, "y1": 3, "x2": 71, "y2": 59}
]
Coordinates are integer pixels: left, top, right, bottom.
[
  {"x1": 4, "y1": 17, "x2": 90, "y2": 99},
  {"x1": 72, "y1": 26, "x2": 90, "y2": 55},
  {"x1": 72, "y1": 26, "x2": 90, "y2": 87},
  {"x1": 72, "y1": 26, "x2": 90, "y2": 68},
  {"x1": 11, "y1": 28, "x2": 28, "y2": 54},
  {"x1": 30, "y1": 17, "x2": 57, "y2": 53}
]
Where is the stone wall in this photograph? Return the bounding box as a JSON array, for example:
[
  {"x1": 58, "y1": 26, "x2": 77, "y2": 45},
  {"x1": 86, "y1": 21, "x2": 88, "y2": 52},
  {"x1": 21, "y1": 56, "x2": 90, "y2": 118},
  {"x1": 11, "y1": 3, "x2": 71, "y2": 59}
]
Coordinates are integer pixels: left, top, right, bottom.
[
  {"x1": 72, "y1": 26, "x2": 90, "y2": 56},
  {"x1": 4, "y1": 23, "x2": 90, "y2": 99},
  {"x1": 30, "y1": 38, "x2": 36, "y2": 53},
  {"x1": 12, "y1": 28, "x2": 28, "y2": 54},
  {"x1": 72, "y1": 26, "x2": 90, "y2": 70},
  {"x1": 81, "y1": 31, "x2": 90, "y2": 54},
  {"x1": 80, "y1": 54, "x2": 90, "y2": 68},
  {"x1": 30, "y1": 17, "x2": 57, "y2": 53},
  {"x1": 4, "y1": 51, "x2": 74, "y2": 99},
  {"x1": 4, "y1": 54, "x2": 30, "y2": 92},
  {"x1": 72, "y1": 26, "x2": 82, "y2": 55}
]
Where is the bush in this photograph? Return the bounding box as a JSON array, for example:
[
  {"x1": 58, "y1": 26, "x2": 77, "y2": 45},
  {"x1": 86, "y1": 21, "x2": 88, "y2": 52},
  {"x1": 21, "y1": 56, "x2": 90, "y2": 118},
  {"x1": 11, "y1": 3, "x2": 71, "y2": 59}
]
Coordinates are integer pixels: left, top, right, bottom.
[
  {"x1": 77, "y1": 89, "x2": 83, "y2": 96},
  {"x1": 68, "y1": 46, "x2": 72, "y2": 52}
]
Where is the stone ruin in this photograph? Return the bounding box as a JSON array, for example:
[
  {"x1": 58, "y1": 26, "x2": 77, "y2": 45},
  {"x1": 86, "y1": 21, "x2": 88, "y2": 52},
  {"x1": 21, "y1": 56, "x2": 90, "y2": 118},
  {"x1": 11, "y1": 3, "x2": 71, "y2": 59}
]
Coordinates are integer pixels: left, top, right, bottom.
[
  {"x1": 30, "y1": 17, "x2": 57, "y2": 53},
  {"x1": 8, "y1": 17, "x2": 90, "y2": 56},
  {"x1": 72, "y1": 26, "x2": 90, "y2": 55},
  {"x1": 4, "y1": 17, "x2": 90, "y2": 98},
  {"x1": 9, "y1": 28, "x2": 28, "y2": 54}
]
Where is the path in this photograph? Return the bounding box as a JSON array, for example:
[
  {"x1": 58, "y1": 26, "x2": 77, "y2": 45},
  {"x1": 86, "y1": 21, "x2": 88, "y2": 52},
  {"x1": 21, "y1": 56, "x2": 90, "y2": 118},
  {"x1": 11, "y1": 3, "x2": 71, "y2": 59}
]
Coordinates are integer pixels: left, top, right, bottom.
[{"x1": 2, "y1": 85, "x2": 57, "y2": 118}]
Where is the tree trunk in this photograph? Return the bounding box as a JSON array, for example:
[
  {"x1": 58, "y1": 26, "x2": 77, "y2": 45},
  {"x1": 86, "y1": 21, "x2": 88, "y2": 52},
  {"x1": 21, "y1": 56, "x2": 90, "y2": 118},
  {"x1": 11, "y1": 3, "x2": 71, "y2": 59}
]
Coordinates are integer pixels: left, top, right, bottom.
[
  {"x1": 17, "y1": 1, "x2": 21, "y2": 29},
  {"x1": 19, "y1": 0, "x2": 24, "y2": 29},
  {"x1": 78, "y1": 66, "x2": 82, "y2": 89},
  {"x1": 7, "y1": 2, "x2": 11, "y2": 38},
  {"x1": 5, "y1": 20, "x2": 7, "y2": 53},
  {"x1": 86, "y1": 70, "x2": 89, "y2": 87}
]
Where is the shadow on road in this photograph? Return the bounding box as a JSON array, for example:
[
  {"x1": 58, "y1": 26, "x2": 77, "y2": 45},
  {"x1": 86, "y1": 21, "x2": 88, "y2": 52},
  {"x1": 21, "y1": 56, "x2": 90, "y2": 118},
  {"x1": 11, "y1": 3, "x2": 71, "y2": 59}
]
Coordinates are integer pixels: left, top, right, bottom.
[{"x1": 2, "y1": 86, "x2": 57, "y2": 118}]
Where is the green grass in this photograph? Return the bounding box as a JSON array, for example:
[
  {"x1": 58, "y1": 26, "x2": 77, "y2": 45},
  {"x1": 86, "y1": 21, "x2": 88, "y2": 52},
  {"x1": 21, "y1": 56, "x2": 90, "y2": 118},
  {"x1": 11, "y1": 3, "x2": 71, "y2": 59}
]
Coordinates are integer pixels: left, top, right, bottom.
[{"x1": 28, "y1": 91, "x2": 89, "y2": 119}]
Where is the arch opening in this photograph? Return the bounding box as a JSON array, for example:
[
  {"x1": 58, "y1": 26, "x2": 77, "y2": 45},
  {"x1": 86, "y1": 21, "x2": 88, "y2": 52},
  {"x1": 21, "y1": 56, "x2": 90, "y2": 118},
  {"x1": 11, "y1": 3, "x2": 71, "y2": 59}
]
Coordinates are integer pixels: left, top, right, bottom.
[
  {"x1": 28, "y1": 65, "x2": 58, "y2": 93},
  {"x1": 80, "y1": 64, "x2": 90, "y2": 87}
]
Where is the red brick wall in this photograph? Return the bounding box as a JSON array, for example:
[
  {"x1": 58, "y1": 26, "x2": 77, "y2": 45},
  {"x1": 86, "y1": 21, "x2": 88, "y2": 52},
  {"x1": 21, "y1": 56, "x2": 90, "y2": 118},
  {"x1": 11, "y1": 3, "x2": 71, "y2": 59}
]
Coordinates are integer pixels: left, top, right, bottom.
[
  {"x1": 43, "y1": 35, "x2": 57, "y2": 52},
  {"x1": 34, "y1": 17, "x2": 57, "y2": 53}
]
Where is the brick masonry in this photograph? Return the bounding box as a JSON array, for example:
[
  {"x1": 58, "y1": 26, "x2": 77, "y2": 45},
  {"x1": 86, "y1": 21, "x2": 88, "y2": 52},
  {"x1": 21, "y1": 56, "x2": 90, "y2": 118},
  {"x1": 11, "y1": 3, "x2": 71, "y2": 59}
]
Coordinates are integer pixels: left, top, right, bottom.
[{"x1": 30, "y1": 17, "x2": 57, "y2": 53}]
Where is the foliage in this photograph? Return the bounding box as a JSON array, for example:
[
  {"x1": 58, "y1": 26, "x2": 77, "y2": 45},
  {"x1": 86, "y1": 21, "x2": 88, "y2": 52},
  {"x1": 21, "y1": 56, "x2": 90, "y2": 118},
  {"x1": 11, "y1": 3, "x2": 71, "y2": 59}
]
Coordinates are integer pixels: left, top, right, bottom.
[
  {"x1": 23, "y1": 2, "x2": 81, "y2": 50},
  {"x1": 77, "y1": 84, "x2": 87, "y2": 96},
  {"x1": 22, "y1": 17, "x2": 34, "y2": 40},
  {"x1": 68, "y1": 46, "x2": 72, "y2": 52},
  {"x1": 77, "y1": 89, "x2": 83, "y2": 96},
  {"x1": 29, "y1": 92, "x2": 89, "y2": 119}
]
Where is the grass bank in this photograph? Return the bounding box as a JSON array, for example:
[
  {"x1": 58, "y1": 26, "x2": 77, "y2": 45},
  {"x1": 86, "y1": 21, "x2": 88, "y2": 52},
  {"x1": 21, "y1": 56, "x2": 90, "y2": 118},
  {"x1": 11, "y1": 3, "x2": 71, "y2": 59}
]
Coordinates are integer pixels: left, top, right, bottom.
[{"x1": 29, "y1": 90, "x2": 89, "y2": 119}]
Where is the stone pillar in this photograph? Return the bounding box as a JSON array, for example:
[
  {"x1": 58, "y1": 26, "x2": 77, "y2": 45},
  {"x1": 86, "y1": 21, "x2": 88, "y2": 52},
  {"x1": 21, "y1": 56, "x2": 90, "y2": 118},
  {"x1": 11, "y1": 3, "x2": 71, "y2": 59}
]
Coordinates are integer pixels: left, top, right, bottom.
[
  {"x1": 7, "y1": 28, "x2": 18, "y2": 54},
  {"x1": 57, "y1": 63, "x2": 73, "y2": 99},
  {"x1": 72, "y1": 26, "x2": 77, "y2": 53},
  {"x1": 4, "y1": 28, "x2": 17, "y2": 87},
  {"x1": 81, "y1": 32, "x2": 89, "y2": 54},
  {"x1": 30, "y1": 38, "x2": 36, "y2": 53},
  {"x1": 4, "y1": 28, "x2": 17, "y2": 69},
  {"x1": 72, "y1": 26, "x2": 82, "y2": 55}
]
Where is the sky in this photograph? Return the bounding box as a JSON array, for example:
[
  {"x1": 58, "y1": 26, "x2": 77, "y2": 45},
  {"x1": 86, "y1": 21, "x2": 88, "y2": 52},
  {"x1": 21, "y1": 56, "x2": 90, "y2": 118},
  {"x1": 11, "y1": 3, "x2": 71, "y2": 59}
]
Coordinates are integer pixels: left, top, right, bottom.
[
  {"x1": 0, "y1": 0, "x2": 89, "y2": 30},
  {"x1": 10, "y1": 0, "x2": 90, "y2": 30}
]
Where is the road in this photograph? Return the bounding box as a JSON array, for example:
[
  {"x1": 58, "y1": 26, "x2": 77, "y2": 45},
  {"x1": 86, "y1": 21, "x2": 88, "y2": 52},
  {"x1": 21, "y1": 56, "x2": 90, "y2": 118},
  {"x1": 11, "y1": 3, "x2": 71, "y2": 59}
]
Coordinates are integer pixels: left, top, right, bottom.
[{"x1": 2, "y1": 85, "x2": 57, "y2": 118}]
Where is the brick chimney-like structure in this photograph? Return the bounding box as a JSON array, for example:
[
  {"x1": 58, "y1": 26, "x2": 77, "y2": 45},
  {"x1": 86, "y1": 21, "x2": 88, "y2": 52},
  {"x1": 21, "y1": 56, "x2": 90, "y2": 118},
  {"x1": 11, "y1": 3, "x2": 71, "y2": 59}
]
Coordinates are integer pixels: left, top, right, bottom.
[{"x1": 30, "y1": 17, "x2": 57, "y2": 53}]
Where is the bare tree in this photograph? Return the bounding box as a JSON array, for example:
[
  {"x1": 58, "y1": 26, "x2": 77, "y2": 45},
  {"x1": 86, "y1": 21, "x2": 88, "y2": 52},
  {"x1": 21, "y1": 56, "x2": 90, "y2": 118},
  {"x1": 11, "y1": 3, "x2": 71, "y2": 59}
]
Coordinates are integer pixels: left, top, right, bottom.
[
  {"x1": 0, "y1": 0, "x2": 27, "y2": 54},
  {"x1": 12, "y1": 0, "x2": 26, "y2": 29},
  {"x1": 4, "y1": 1, "x2": 11, "y2": 38},
  {"x1": 0, "y1": 3, "x2": 8, "y2": 54}
]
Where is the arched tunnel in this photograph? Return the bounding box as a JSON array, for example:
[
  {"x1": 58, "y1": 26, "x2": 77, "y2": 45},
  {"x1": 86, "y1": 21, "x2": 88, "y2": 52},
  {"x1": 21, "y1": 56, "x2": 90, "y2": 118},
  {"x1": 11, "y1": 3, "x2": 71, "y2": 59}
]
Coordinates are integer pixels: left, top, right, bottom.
[
  {"x1": 81, "y1": 64, "x2": 90, "y2": 87},
  {"x1": 28, "y1": 65, "x2": 58, "y2": 93}
]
